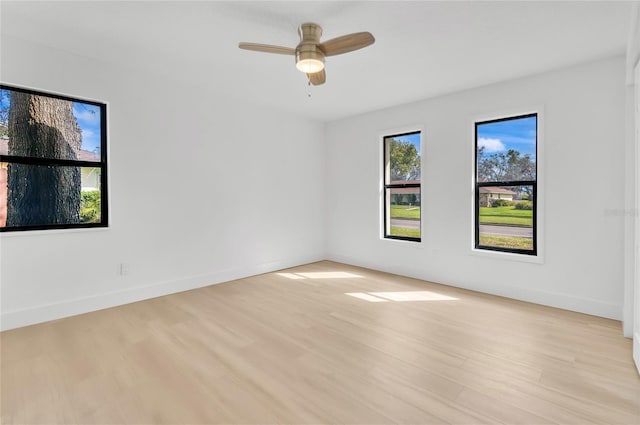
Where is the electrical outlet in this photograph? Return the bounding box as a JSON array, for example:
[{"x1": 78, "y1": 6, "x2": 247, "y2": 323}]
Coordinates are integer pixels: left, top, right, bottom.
[{"x1": 119, "y1": 263, "x2": 130, "y2": 276}]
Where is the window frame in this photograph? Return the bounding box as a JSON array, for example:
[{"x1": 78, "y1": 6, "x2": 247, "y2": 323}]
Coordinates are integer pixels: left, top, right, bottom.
[
  {"x1": 0, "y1": 83, "x2": 109, "y2": 233},
  {"x1": 474, "y1": 113, "x2": 538, "y2": 256},
  {"x1": 382, "y1": 130, "x2": 422, "y2": 243}
]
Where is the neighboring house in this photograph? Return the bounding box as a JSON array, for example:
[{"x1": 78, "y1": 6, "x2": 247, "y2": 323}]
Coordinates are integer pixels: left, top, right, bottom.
[
  {"x1": 1, "y1": 138, "x2": 9, "y2": 227},
  {"x1": 389, "y1": 180, "x2": 421, "y2": 206},
  {"x1": 0, "y1": 138, "x2": 100, "y2": 227},
  {"x1": 478, "y1": 186, "x2": 517, "y2": 207}
]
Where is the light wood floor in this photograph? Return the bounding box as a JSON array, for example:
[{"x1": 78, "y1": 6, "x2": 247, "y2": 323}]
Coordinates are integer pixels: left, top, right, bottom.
[{"x1": 2, "y1": 261, "x2": 639, "y2": 424}]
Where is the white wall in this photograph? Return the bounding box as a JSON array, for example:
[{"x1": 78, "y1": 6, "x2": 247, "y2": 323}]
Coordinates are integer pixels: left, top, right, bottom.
[
  {"x1": 326, "y1": 56, "x2": 627, "y2": 320},
  {"x1": 624, "y1": 81, "x2": 637, "y2": 337},
  {"x1": 633, "y1": 59, "x2": 640, "y2": 375},
  {"x1": 623, "y1": 0, "x2": 639, "y2": 342},
  {"x1": 0, "y1": 37, "x2": 630, "y2": 330},
  {"x1": 0, "y1": 36, "x2": 327, "y2": 330}
]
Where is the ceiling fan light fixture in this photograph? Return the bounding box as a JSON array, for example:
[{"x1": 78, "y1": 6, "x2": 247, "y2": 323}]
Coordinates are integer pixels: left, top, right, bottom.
[
  {"x1": 295, "y1": 48, "x2": 325, "y2": 73},
  {"x1": 296, "y1": 58, "x2": 324, "y2": 73}
]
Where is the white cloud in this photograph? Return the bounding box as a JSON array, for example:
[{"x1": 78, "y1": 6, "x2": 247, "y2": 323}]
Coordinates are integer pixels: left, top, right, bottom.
[
  {"x1": 478, "y1": 137, "x2": 505, "y2": 152},
  {"x1": 81, "y1": 129, "x2": 99, "y2": 150},
  {"x1": 73, "y1": 105, "x2": 100, "y2": 125}
]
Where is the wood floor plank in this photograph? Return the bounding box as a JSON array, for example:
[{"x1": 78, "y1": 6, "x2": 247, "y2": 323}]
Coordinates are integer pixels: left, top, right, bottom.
[{"x1": 2, "y1": 260, "x2": 639, "y2": 424}]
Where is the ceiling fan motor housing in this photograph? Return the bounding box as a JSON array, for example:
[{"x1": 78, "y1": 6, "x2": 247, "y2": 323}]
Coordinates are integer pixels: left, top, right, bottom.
[{"x1": 295, "y1": 23, "x2": 325, "y2": 72}]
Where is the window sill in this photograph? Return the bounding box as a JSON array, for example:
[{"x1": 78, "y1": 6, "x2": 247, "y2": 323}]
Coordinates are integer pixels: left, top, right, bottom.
[
  {"x1": 470, "y1": 247, "x2": 543, "y2": 264},
  {"x1": 381, "y1": 236, "x2": 424, "y2": 247}
]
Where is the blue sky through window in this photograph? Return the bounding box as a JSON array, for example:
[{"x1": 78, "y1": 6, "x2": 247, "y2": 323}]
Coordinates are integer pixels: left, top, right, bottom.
[
  {"x1": 73, "y1": 102, "x2": 101, "y2": 155},
  {"x1": 477, "y1": 116, "x2": 536, "y2": 159}
]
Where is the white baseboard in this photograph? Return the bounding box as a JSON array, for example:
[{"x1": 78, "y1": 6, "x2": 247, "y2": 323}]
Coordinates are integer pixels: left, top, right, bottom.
[
  {"x1": 327, "y1": 254, "x2": 622, "y2": 321},
  {"x1": 1, "y1": 255, "x2": 323, "y2": 331},
  {"x1": 2, "y1": 253, "x2": 624, "y2": 331},
  {"x1": 634, "y1": 333, "x2": 640, "y2": 376}
]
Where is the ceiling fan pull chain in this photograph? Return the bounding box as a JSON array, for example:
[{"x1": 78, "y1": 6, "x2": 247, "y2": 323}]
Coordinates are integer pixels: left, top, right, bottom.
[{"x1": 307, "y1": 79, "x2": 312, "y2": 98}]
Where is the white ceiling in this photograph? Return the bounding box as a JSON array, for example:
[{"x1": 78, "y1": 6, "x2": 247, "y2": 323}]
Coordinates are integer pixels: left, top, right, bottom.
[{"x1": 0, "y1": 1, "x2": 633, "y2": 122}]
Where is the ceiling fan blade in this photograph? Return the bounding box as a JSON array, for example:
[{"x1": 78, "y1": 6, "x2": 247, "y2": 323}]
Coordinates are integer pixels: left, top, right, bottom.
[
  {"x1": 307, "y1": 69, "x2": 326, "y2": 86},
  {"x1": 238, "y1": 42, "x2": 295, "y2": 55},
  {"x1": 318, "y1": 32, "x2": 375, "y2": 56}
]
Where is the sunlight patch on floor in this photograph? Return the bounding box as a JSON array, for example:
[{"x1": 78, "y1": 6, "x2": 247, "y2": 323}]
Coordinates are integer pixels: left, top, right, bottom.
[
  {"x1": 346, "y1": 290, "x2": 458, "y2": 302},
  {"x1": 277, "y1": 271, "x2": 364, "y2": 280},
  {"x1": 345, "y1": 292, "x2": 389, "y2": 302},
  {"x1": 276, "y1": 273, "x2": 306, "y2": 280}
]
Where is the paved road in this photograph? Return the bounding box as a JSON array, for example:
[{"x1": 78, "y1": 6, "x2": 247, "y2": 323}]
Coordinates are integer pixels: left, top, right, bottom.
[
  {"x1": 391, "y1": 219, "x2": 532, "y2": 238},
  {"x1": 480, "y1": 224, "x2": 533, "y2": 238},
  {"x1": 391, "y1": 219, "x2": 420, "y2": 229}
]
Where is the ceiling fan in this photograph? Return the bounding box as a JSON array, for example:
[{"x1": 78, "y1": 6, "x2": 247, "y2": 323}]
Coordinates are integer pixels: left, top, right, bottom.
[{"x1": 239, "y1": 23, "x2": 375, "y2": 86}]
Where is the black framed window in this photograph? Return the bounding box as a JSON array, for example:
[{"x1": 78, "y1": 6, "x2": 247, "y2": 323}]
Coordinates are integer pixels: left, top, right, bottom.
[
  {"x1": 383, "y1": 131, "x2": 421, "y2": 241},
  {"x1": 475, "y1": 114, "x2": 537, "y2": 254},
  {"x1": 0, "y1": 84, "x2": 108, "y2": 232}
]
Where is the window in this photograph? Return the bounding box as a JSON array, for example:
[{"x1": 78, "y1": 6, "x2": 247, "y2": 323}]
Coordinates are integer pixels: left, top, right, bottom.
[
  {"x1": 475, "y1": 114, "x2": 537, "y2": 254},
  {"x1": 383, "y1": 131, "x2": 421, "y2": 241},
  {"x1": 0, "y1": 84, "x2": 108, "y2": 232}
]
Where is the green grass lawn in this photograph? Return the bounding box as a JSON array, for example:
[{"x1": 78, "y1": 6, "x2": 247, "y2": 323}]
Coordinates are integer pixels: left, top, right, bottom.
[
  {"x1": 479, "y1": 234, "x2": 533, "y2": 250},
  {"x1": 390, "y1": 205, "x2": 420, "y2": 220},
  {"x1": 390, "y1": 227, "x2": 420, "y2": 238},
  {"x1": 479, "y1": 206, "x2": 532, "y2": 226}
]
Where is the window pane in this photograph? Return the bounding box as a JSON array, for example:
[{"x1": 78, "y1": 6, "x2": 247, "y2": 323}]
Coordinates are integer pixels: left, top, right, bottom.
[
  {"x1": 478, "y1": 184, "x2": 534, "y2": 251},
  {"x1": 0, "y1": 87, "x2": 102, "y2": 162},
  {"x1": 386, "y1": 187, "x2": 421, "y2": 239},
  {"x1": 476, "y1": 115, "x2": 536, "y2": 183},
  {"x1": 385, "y1": 133, "x2": 421, "y2": 183},
  {"x1": 0, "y1": 163, "x2": 102, "y2": 228}
]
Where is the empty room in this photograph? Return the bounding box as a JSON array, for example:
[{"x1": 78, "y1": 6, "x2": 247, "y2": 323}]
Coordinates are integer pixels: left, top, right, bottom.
[{"x1": 1, "y1": 1, "x2": 640, "y2": 423}]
